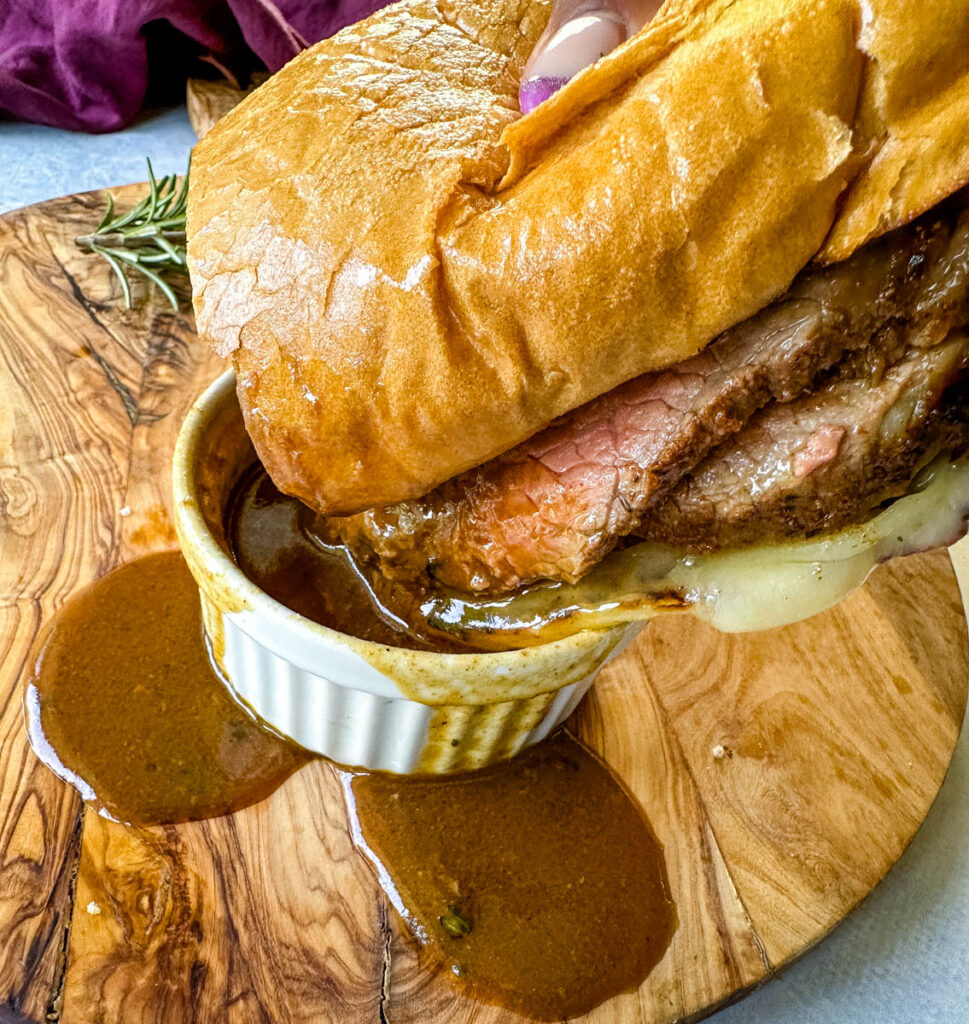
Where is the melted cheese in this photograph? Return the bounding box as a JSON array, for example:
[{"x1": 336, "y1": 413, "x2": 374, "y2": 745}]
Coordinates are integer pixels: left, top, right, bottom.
[{"x1": 423, "y1": 460, "x2": 969, "y2": 647}]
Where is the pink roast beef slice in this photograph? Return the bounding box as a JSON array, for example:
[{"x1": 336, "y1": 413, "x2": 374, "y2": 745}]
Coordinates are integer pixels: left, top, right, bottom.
[{"x1": 636, "y1": 335, "x2": 969, "y2": 550}]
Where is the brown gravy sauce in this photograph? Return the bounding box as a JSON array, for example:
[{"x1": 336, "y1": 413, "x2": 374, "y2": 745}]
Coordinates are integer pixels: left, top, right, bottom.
[
  {"x1": 226, "y1": 464, "x2": 475, "y2": 652},
  {"x1": 346, "y1": 732, "x2": 675, "y2": 1020},
  {"x1": 227, "y1": 465, "x2": 680, "y2": 653},
  {"x1": 25, "y1": 550, "x2": 311, "y2": 825},
  {"x1": 25, "y1": 544, "x2": 676, "y2": 1016}
]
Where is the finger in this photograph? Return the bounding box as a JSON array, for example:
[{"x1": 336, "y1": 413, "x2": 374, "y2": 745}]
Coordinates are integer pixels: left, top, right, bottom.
[{"x1": 520, "y1": 0, "x2": 664, "y2": 113}]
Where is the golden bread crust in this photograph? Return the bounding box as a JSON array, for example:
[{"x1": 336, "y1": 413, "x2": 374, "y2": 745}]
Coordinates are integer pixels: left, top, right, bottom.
[{"x1": 188, "y1": 0, "x2": 969, "y2": 514}]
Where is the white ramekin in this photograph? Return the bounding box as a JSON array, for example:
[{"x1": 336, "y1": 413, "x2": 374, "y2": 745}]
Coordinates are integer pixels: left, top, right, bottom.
[{"x1": 172, "y1": 370, "x2": 641, "y2": 773}]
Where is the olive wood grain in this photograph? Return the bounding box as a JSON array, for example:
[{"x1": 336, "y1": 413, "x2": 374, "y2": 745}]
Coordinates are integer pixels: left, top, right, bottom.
[
  {"x1": 186, "y1": 77, "x2": 266, "y2": 139},
  {"x1": 0, "y1": 189, "x2": 965, "y2": 1024}
]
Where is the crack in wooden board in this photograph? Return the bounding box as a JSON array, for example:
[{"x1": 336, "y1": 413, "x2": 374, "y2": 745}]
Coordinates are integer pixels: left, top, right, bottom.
[{"x1": 0, "y1": 189, "x2": 966, "y2": 1024}]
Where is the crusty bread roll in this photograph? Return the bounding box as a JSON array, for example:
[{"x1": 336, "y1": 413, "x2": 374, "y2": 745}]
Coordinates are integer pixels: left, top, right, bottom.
[{"x1": 187, "y1": 0, "x2": 969, "y2": 516}]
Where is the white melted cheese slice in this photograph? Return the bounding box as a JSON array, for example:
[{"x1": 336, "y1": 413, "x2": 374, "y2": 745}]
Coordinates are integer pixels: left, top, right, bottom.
[{"x1": 423, "y1": 460, "x2": 969, "y2": 647}]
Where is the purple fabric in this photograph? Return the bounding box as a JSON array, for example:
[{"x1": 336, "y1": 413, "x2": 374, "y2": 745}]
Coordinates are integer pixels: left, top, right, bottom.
[{"x1": 0, "y1": 0, "x2": 389, "y2": 132}]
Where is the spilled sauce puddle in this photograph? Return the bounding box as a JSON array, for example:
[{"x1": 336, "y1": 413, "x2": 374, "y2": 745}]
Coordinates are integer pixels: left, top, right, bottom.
[
  {"x1": 25, "y1": 551, "x2": 311, "y2": 825},
  {"x1": 345, "y1": 732, "x2": 675, "y2": 1020},
  {"x1": 24, "y1": 551, "x2": 676, "y2": 1018}
]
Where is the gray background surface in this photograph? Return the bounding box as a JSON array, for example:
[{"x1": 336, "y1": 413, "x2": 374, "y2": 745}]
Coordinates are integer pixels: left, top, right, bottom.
[{"x1": 0, "y1": 107, "x2": 966, "y2": 1024}]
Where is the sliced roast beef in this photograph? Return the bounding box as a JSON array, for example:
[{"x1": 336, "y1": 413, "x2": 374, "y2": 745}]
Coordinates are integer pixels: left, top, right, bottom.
[
  {"x1": 635, "y1": 333, "x2": 969, "y2": 549},
  {"x1": 332, "y1": 193, "x2": 969, "y2": 595}
]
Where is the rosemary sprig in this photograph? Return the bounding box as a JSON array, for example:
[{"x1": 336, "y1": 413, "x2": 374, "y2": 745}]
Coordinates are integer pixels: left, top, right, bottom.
[{"x1": 75, "y1": 158, "x2": 190, "y2": 311}]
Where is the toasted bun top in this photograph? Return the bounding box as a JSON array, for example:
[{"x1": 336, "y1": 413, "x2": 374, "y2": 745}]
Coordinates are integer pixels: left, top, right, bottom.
[{"x1": 188, "y1": 0, "x2": 969, "y2": 515}]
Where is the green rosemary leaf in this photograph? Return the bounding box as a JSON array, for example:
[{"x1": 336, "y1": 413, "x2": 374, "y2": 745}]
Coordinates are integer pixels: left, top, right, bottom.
[
  {"x1": 92, "y1": 245, "x2": 133, "y2": 309},
  {"x1": 171, "y1": 159, "x2": 191, "y2": 216},
  {"x1": 105, "y1": 249, "x2": 181, "y2": 310},
  {"x1": 154, "y1": 235, "x2": 185, "y2": 264},
  {"x1": 149, "y1": 217, "x2": 188, "y2": 232},
  {"x1": 155, "y1": 175, "x2": 174, "y2": 219},
  {"x1": 160, "y1": 173, "x2": 180, "y2": 214},
  {"x1": 95, "y1": 193, "x2": 115, "y2": 233},
  {"x1": 104, "y1": 247, "x2": 145, "y2": 268},
  {"x1": 108, "y1": 192, "x2": 149, "y2": 232},
  {"x1": 132, "y1": 261, "x2": 180, "y2": 311},
  {"x1": 137, "y1": 252, "x2": 186, "y2": 267},
  {"x1": 145, "y1": 159, "x2": 160, "y2": 222}
]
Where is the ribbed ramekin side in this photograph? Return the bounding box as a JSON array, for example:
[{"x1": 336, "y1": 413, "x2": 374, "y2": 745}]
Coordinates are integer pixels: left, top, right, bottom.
[
  {"x1": 411, "y1": 676, "x2": 596, "y2": 772},
  {"x1": 203, "y1": 603, "x2": 600, "y2": 773},
  {"x1": 215, "y1": 611, "x2": 434, "y2": 771}
]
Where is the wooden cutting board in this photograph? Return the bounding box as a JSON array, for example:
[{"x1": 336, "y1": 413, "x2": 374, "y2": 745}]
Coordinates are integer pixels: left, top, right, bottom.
[{"x1": 0, "y1": 186, "x2": 966, "y2": 1024}]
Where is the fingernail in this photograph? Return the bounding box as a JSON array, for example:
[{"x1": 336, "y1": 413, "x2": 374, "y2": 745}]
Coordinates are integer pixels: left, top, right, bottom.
[
  {"x1": 520, "y1": 11, "x2": 626, "y2": 112},
  {"x1": 519, "y1": 75, "x2": 571, "y2": 113}
]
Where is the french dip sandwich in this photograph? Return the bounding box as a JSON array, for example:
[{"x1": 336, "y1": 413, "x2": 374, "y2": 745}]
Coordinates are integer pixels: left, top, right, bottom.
[{"x1": 187, "y1": 0, "x2": 969, "y2": 646}]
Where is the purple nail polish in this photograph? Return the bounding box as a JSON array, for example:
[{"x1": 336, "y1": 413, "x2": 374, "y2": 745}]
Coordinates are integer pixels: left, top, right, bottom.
[{"x1": 519, "y1": 76, "x2": 571, "y2": 113}]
